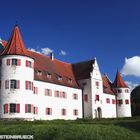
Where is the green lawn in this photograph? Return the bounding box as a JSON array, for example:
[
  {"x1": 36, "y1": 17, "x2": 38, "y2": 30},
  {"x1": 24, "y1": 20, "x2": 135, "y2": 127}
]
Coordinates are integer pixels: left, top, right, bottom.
[{"x1": 0, "y1": 117, "x2": 140, "y2": 140}]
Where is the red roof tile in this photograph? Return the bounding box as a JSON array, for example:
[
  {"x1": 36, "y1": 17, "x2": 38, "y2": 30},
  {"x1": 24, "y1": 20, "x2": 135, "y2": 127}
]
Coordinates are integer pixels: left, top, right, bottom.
[
  {"x1": 1, "y1": 25, "x2": 29, "y2": 56},
  {"x1": 102, "y1": 75, "x2": 114, "y2": 94},
  {"x1": 28, "y1": 50, "x2": 79, "y2": 88},
  {"x1": 113, "y1": 70, "x2": 128, "y2": 88},
  {"x1": 72, "y1": 59, "x2": 95, "y2": 80}
]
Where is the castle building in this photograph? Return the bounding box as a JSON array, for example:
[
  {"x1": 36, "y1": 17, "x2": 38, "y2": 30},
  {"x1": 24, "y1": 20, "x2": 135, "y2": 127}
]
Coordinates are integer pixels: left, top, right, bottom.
[{"x1": 0, "y1": 25, "x2": 131, "y2": 120}]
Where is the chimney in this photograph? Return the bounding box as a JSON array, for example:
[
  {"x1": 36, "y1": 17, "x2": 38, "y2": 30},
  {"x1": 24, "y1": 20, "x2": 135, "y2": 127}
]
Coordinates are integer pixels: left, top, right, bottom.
[{"x1": 50, "y1": 52, "x2": 54, "y2": 60}]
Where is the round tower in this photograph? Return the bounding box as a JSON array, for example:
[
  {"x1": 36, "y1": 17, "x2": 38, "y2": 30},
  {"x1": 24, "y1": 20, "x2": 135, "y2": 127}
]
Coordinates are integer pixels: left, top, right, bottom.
[
  {"x1": 113, "y1": 70, "x2": 131, "y2": 117},
  {"x1": 0, "y1": 25, "x2": 34, "y2": 120}
]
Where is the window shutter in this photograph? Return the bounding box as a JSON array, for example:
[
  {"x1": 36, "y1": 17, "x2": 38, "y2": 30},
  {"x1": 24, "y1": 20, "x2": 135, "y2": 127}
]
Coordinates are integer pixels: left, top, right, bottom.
[
  {"x1": 32, "y1": 82, "x2": 34, "y2": 91},
  {"x1": 50, "y1": 108, "x2": 52, "y2": 115},
  {"x1": 16, "y1": 80, "x2": 20, "y2": 89},
  {"x1": 5, "y1": 80, "x2": 9, "y2": 89},
  {"x1": 25, "y1": 104, "x2": 28, "y2": 113},
  {"x1": 7, "y1": 59, "x2": 10, "y2": 65},
  {"x1": 36, "y1": 107, "x2": 38, "y2": 114},
  {"x1": 26, "y1": 60, "x2": 28, "y2": 67},
  {"x1": 46, "y1": 108, "x2": 48, "y2": 115},
  {"x1": 17, "y1": 59, "x2": 21, "y2": 66},
  {"x1": 31, "y1": 105, "x2": 34, "y2": 113},
  {"x1": 36, "y1": 87, "x2": 38, "y2": 94},
  {"x1": 84, "y1": 94, "x2": 88, "y2": 102},
  {"x1": 60, "y1": 92, "x2": 63, "y2": 98},
  {"x1": 16, "y1": 104, "x2": 20, "y2": 113},
  {"x1": 25, "y1": 81, "x2": 28, "y2": 89},
  {"x1": 65, "y1": 92, "x2": 67, "y2": 98},
  {"x1": 54, "y1": 91, "x2": 57, "y2": 97},
  {"x1": 44, "y1": 89, "x2": 46, "y2": 96},
  {"x1": 4, "y1": 104, "x2": 8, "y2": 113}
]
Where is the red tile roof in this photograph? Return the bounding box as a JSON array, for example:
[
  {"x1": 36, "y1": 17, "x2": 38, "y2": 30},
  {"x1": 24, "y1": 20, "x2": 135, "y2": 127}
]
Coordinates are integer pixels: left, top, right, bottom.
[
  {"x1": 28, "y1": 50, "x2": 79, "y2": 88},
  {"x1": 113, "y1": 70, "x2": 128, "y2": 88},
  {"x1": 72, "y1": 59, "x2": 95, "y2": 80},
  {"x1": 1, "y1": 25, "x2": 29, "y2": 57},
  {"x1": 102, "y1": 75, "x2": 114, "y2": 94}
]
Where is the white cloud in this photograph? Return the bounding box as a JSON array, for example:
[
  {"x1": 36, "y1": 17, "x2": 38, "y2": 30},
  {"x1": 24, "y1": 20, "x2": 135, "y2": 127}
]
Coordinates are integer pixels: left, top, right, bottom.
[
  {"x1": 59, "y1": 50, "x2": 67, "y2": 56},
  {"x1": 125, "y1": 81, "x2": 138, "y2": 91},
  {"x1": 121, "y1": 56, "x2": 140, "y2": 77},
  {"x1": 28, "y1": 48, "x2": 41, "y2": 54},
  {"x1": 41, "y1": 48, "x2": 53, "y2": 55},
  {"x1": 28, "y1": 47, "x2": 53, "y2": 55}
]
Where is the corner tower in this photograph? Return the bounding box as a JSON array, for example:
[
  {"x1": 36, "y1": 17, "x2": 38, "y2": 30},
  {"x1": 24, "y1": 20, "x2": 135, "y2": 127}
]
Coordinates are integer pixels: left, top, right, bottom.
[
  {"x1": 0, "y1": 25, "x2": 34, "y2": 119},
  {"x1": 113, "y1": 70, "x2": 131, "y2": 117}
]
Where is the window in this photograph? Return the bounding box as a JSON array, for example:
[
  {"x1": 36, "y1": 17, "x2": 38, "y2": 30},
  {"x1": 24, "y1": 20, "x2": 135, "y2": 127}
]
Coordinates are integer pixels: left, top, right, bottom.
[
  {"x1": 54, "y1": 91, "x2": 60, "y2": 97},
  {"x1": 57, "y1": 75, "x2": 62, "y2": 81},
  {"x1": 84, "y1": 94, "x2": 88, "y2": 102},
  {"x1": 67, "y1": 78, "x2": 72, "y2": 84},
  {"x1": 117, "y1": 89, "x2": 122, "y2": 93},
  {"x1": 5, "y1": 80, "x2": 9, "y2": 89},
  {"x1": 95, "y1": 81, "x2": 99, "y2": 86},
  {"x1": 9, "y1": 103, "x2": 20, "y2": 113},
  {"x1": 125, "y1": 99, "x2": 129, "y2": 104},
  {"x1": 34, "y1": 87, "x2": 38, "y2": 94},
  {"x1": 5, "y1": 80, "x2": 20, "y2": 89},
  {"x1": 73, "y1": 109, "x2": 78, "y2": 116},
  {"x1": 36, "y1": 71, "x2": 42, "y2": 76},
  {"x1": 125, "y1": 89, "x2": 129, "y2": 93},
  {"x1": 25, "y1": 104, "x2": 32, "y2": 113},
  {"x1": 26, "y1": 60, "x2": 32, "y2": 68},
  {"x1": 45, "y1": 89, "x2": 52, "y2": 96},
  {"x1": 112, "y1": 99, "x2": 116, "y2": 104},
  {"x1": 117, "y1": 99, "x2": 123, "y2": 105},
  {"x1": 34, "y1": 107, "x2": 38, "y2": 114},
  {"x1": 46, "y1": 108, "x2": 52, "y2": 115},
  {"x1": 25, "y1": 81, "x2": 33, "y2": 90},
  {"x1": 61, "y1": 92, "x2": 67, "y2": 98},
  {"x1": 6, "y1": 59, "x2": 11, "y2": 65},
  {"x1": 95, "y1": 95, "x2": 99, "y2": 101},
  {"x1": 4, "y1": 104, "x2": 8, "y2": 113},
  {"x1": 46, "y1": 72, "x2": 51, "y2": 78},
  {"x1": 10, "y1": 80, "x2": 16, "y2": 89},
  {"x1": 61, "y1": 109, "x2": 66, "y2": 116},
  {"x1": 73, "y1": 93, "x2": 78, "y2": 100},
  {"x1": 10, "y1": 103, "x2": 16, "y2": 113},
  {"x1": 12, "y1": 59, "x2": 18, "y2": 66},
  {"x1": 106, "y1": 98, "x2": 110, "y2": 104}
]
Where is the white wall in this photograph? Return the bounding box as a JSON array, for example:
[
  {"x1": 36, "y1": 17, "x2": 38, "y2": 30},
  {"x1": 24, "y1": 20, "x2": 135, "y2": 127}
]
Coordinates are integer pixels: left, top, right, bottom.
[
  {"x1": 0, "y1": 55, "x2": 82, "y2": 120},
  {"x1": 115, "y1": 88, "x2": 131, "y2": 117}
]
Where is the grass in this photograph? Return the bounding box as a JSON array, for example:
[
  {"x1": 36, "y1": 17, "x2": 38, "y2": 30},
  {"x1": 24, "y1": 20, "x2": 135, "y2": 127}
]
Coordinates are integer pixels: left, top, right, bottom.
[{"x1": 0, "y1": 117, "x2": 140, "y2": 140}]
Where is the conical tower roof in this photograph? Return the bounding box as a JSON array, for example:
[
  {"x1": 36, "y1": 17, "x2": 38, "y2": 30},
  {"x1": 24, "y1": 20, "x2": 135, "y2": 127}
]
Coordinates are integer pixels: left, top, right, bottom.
[
  {"x1": 113, "y1": 70, "x2": 128, "y2": 88},
  {"x1": 1, "y1": 25, "x2": 29, "y2": 56}
]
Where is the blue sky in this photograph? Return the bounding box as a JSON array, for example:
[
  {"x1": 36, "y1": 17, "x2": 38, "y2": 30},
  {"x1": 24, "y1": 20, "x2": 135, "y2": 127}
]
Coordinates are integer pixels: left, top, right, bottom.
[{"x1": 0, "y1": 0, "x2": 140, "y2": 88}]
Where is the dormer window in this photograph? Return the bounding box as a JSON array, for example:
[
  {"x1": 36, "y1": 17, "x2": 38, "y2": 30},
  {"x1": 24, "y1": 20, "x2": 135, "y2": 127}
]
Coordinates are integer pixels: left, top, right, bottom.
[
  {"x1": 46, "y1": 72, "x2": 51, "y2": 78},
  {"x1": 67, "y1": 78, "x2": 72, "y2": 84},
  {"x1": 36, "y1": 71, "x2": 42, "y2": 76},
  {"x1": 57, "y1": 75, "x2": 62, "y2": 81}
]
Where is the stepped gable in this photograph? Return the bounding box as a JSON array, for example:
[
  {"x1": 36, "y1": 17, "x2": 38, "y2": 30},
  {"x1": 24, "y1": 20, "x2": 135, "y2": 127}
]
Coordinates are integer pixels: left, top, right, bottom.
[
  {"x1": 113, "y1": 70, "x2": 128, "y2": 88},
  {"x1": 72, "y1": 59, "x2": 95, "y2": 80},
  {"x1": 102, "y1": 74, "x2": 114, "y2": 94},
  {"x1": 1, "y1": 25, "x2": 30, "y2": 57}
]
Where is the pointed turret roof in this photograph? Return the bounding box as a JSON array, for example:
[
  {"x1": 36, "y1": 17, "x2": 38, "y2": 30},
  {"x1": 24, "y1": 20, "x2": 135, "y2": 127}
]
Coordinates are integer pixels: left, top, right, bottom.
[
  {"x1": 113, "y1": 70, "x2": 128, "y2": 88},
  {"x1": 1, "y1": 25, "x2": 28, "y2": 56}
]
